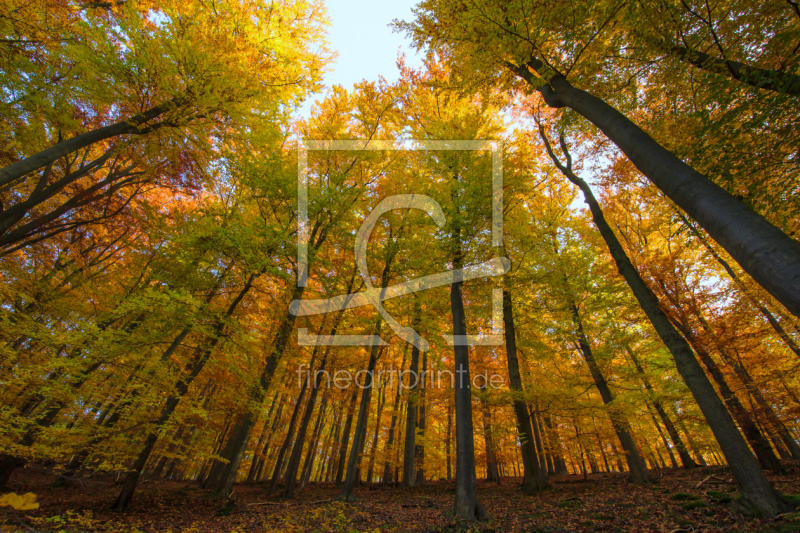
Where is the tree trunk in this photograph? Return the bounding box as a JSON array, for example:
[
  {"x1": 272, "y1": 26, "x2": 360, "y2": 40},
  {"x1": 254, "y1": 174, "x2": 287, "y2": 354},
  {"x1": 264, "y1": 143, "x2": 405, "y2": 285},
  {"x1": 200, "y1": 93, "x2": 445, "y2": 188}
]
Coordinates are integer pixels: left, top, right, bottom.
[
  {"x1": 382, "y1": 346, "x2": 408, "y2": 484},
  {"x1": 403, "y1": 303, "x2": 422, "y2": 487},
  {"x1": 480, "y1": 387, "x2": 500, "y2": 482},
  {"x1": 450, "y1": 256, "x2": 487, "y2": 520},
  {"x1": 621, "y1": 342, "x2": 698, "y2": 468},
  {"x1": 671, "y1": 316, "x2": 784, "y2": 473},
  {"x1": 517, "y1": 66, "x2": 800, "y2": 320},
  {"x1": 300, "y1": 391, "x2": 328, "y2": 490},
  {"x1": 569, "y1": 302, "x2": 652, "y2": 484},
  {"x1": 415, "y1": 350, "x2": 427, "y2": 484},
  {"x1": 267, "y1": 351, "x2": 315, "y2": 494},
  {"x1": 446, "y1": 404, "x2": 453, "y2": 481},
  {"x1": 647, "y1": 403, "x2": 678, "y2": 469},
  {"x1": 501, "y1": 288, "x2": 548, "y2": 490},
  {"x1": 283, "y1": 350, "x2": 329, "y2": 498},
  {"x1": 335, "y1": 388, "x2": 360, "y2": 486},
  {"x1": 338, "y1": 319, "x2": 383, "y2": 501},
  {"x1": 536, "y1": 126, "x2": 786, "y2": 516},
  {"x1": 111, "y1": 272, "x2": 260, "y2": 511},
  {"x1": 366, "y1": 379, "x2": 386, "y2": 483}
]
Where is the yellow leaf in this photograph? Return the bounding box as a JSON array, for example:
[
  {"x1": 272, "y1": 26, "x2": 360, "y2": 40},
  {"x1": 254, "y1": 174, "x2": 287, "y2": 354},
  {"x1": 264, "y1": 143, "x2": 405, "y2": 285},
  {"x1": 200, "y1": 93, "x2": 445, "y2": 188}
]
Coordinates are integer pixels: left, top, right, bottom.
[{"x1": 0, "y1": 492, "x2": 39, "y2": 511}]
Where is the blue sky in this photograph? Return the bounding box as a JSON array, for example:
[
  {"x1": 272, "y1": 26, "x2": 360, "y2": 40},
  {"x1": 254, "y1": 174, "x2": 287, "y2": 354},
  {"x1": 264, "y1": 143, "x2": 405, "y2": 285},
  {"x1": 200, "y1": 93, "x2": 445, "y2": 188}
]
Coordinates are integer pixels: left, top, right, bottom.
[{"x1": 296, "y1": 0, "x2": 424, "y2": 117}]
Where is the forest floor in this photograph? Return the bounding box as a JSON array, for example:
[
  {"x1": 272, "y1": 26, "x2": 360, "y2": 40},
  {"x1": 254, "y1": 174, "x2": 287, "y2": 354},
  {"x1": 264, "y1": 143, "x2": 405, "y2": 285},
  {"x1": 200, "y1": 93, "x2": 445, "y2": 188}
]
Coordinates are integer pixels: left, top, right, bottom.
[{"x1": 2, "y1": 464, "x2": 800, "y2": 532}]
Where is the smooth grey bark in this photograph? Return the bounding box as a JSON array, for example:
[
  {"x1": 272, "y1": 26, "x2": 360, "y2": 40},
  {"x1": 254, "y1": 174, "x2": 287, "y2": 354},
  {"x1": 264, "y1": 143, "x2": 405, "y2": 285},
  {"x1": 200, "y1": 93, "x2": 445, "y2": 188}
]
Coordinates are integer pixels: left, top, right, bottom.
[
  {"x1": 536, "y1": 126, "x2": 787, "y2": 516},
  {"x1": 514, "y1": 63, "x2": 800, "y2": 320},
  {"x1": 502, "y1": 288, "x2": 548, "y2": 490},
  {"x1": 449, "y1": 246, "x2": 487, "y2": 521}
]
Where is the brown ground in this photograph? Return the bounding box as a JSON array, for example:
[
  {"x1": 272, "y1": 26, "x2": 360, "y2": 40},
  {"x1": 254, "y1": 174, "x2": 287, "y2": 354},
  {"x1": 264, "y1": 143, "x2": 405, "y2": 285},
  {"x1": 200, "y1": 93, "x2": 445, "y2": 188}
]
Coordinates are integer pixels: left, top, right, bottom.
[{"x1": 2, "y1": 465, "x2": 800, "y2": 532}]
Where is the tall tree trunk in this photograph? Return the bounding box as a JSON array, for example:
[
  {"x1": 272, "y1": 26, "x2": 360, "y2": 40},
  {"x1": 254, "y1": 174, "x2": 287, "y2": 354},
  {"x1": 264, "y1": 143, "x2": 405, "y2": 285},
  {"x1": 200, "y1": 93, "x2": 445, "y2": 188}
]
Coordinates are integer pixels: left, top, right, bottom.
[
  {"x1": 450, "y1": 249, "x2": 487, "y2": 520},
  {"x1": 283, "y1": 349, "x2": 329, "y2": 498},
  {"x1": 480, "y1": 386, "x2": 500, "y2": 482},
  {"x1": 300, "y1": 390, "x2": 328, "y2": 490},
  {"x1": 620, "y1": 341, "x2": 698, "y2": 468},
  {"x1": 249, "y1": 395, "x2": 286, "y2": 482},
  {"x1": 446, "y1": 403, "x2": 453, "y2": 481},
  {"x1": 402, "y1": 303, "x2": 422, "y2": 487},
  {"x1": 647, "y1": 403, "x2": 678, "y2": 469},
  {"x1": 367, "y1": 381, "x2": 386, "y2": 483},
  {"x1": 543, "y1": 413, "x2": 568, "y2": 475},
  {"x1": 111, "y1": 271, "x2": 260, "y2": 511},
  {"x1": 338, "y1": 319, "x2": 383, "y2": 501},
  {"x1": 335, "y1": 388, "x2": 359, "y2": 486},
  {"x1": 569, "y1": 302, "x2": 652, "y2": 484},
  {"x1": 670, "y1": 316, "x2": 784, "y2": 473},
  {"x1": 501, "y1": 288, "x2": 548, "y2": 490},
  {"x1": 210, "y1": 285, "x2": 306, "y2": 499},
  {"x1": 415, "y1": 350, "x2": 427, "y2": 484},
  {"x1": 382, "y1": 346, "x2": 408, "y2": 484},
  {"x1": 267, "y1": 351, "x2": 315, "y2": 494},
  {"x1": 515, "y1": 66, "x2": 800, "y2": 320},
  {"x1": 536, "y1": 125, "x2": 786, "y2": 516}
]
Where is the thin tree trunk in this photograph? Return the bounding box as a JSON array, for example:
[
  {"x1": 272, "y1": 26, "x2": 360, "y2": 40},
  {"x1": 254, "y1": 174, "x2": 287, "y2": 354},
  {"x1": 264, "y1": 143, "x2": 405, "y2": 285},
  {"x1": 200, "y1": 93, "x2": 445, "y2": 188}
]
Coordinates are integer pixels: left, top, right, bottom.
[
  {"x1": 111, "y1": 271, "x2": 260, "y2": 511},
  {"x1": 267, "y1": 350, "x2": 315, "y2": 494},
  {"x1": 536, "y1": 125, "x2": 786, "y2": 516},
  {"x1": 338, "y1": 319, "x2": 383, "y2": 501},
  {"x1": 382, "y1": 346, "x2": 408, "y2": 484},
  {"x1": 481, "y1": 387, "x2": 500, "y2": 482},
  {"x1": 335, "y1": 388, "x2": 359, "y2": 486},
  {"x1": 415, "y1": 350, "x2": 427, "y2": 484},
  {"x1": 283, "y1": 348, "x2": 329, "y2": 498},
  {"x1": 620, "y1": 341, "x2": 698, "y2": 468},
  {"x1": 568, "y1": 301, "x2": 652, "y2": 484},
  {"x1": 403, "y1": 302, "x2": 422, "y2": 487},
  {"x1": 501, "y1": 287, "x2": 547, "y2": 490}
]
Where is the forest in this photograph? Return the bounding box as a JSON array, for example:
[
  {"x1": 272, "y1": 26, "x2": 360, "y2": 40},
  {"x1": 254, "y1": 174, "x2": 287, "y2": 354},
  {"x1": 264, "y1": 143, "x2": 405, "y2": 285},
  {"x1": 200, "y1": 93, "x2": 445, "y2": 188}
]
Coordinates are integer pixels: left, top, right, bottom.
[{"x1": 1, "y1": 0, "x2": 800, "y2": 532}]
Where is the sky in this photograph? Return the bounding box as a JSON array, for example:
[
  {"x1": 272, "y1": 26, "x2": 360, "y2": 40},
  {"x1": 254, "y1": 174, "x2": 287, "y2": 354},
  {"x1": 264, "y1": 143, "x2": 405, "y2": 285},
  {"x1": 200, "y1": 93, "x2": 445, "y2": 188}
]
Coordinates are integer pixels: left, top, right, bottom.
[{"x1": 296, "y1": 0, "x2": 425, "y2": 118}]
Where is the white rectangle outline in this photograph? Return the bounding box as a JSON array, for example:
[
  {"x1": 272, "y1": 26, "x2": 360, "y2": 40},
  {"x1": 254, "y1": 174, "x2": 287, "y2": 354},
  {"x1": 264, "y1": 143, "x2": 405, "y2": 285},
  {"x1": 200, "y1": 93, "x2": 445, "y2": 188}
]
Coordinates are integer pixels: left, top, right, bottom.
[
  {"x1": 297, "y1": 139, "x2": 504, "y2": 346},
  {"x1": 298, "y1": 139, "x2": 503, "y2": 287}
]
